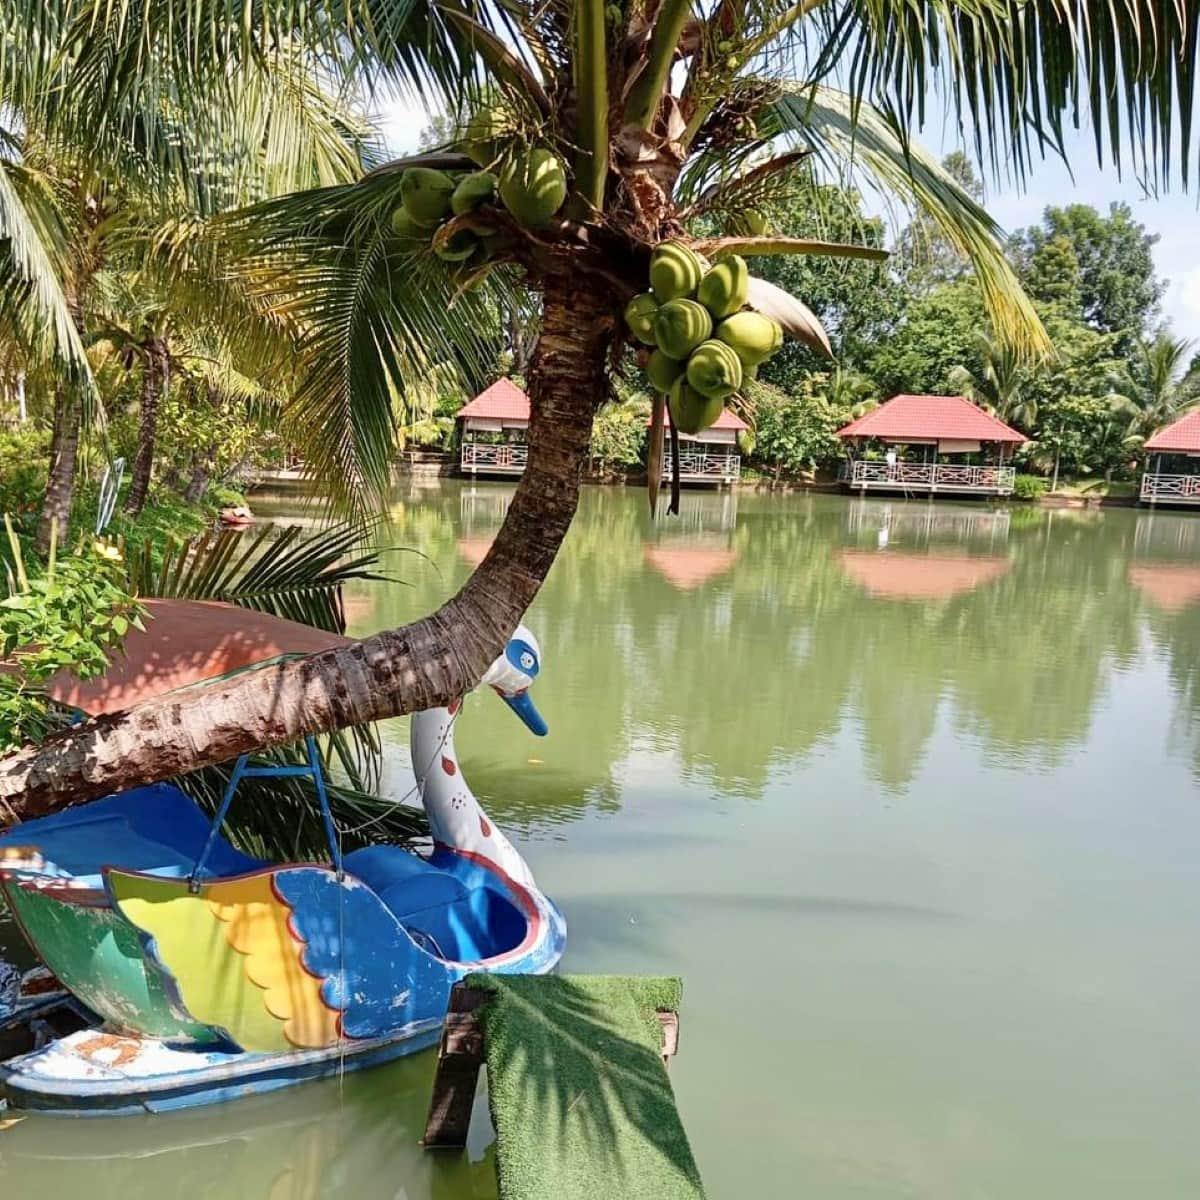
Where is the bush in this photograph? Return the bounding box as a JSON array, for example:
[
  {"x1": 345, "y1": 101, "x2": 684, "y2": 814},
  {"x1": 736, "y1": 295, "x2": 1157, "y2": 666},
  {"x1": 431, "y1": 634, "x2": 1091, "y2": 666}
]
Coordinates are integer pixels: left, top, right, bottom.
[
  {"x1": 1013, "y1": 473, "x2": 1048, "y2": 500},
  {"x1": 0, "y1": 428, "x2": 49, "y2": 515}
]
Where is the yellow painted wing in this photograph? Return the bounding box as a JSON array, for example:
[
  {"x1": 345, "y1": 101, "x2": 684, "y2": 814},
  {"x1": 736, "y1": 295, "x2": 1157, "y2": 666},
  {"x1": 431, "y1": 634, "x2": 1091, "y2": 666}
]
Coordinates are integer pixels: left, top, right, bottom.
[{"x1": 108, "y1": 870, "x2": 342, "y2": 1053}]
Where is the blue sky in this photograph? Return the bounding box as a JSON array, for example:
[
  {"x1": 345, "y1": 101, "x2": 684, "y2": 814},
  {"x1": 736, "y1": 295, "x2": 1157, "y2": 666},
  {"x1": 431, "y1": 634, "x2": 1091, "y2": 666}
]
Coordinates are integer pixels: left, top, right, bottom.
[{"x1": 376, "y1": 92, "x2": 1200, "y2": 339}]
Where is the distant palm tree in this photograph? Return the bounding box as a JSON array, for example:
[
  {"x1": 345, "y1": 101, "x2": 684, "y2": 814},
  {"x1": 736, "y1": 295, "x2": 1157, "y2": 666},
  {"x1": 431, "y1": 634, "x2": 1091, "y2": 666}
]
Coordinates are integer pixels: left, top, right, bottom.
[
  {"x1": 1111, "y1": 334, "x2": 1200, "y2": 443},
  {"x1": 949, "y1": 333, "x2": 1037, "y2": 431}
]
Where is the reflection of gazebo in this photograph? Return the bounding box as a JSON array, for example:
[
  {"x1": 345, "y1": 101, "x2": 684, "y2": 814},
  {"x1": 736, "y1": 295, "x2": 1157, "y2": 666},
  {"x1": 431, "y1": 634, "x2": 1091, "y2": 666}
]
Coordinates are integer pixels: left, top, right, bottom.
[
  {"x1": 644, "y1": 541, "x2": 738, "y2": 590},
  {"x1": 1127, "y1": 564, "x2": 1200, "y2": 611},
  {"x1": 838, "y1": 549, "x2": 1010, "y2": 600},
  {"x1": 837, "y1": 394, "x2": 1025, "y2": 496},
  {"x1": 457, "y1": 535, "x2": 495, "y2": 567},
  {"x1": 1140, "y1": 410, "x2": 1200, "y2": 506},
  {"x1": 649, "y1": 408, "x2": 748, "y2": 485},
  {"x1": 456, "y1": 379, "x2": 531, "y2": 477}
]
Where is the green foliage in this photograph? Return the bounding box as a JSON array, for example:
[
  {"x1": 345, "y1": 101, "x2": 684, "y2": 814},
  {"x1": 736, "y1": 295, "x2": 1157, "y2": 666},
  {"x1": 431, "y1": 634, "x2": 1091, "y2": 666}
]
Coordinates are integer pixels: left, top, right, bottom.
[
  {"x1": 0, "y1": 539, "x2": 142, "y2": 752},
  {"x1": 0, "y1": 427, "x2": 48, "y2": 515},
  {"x1": 1011, "y1": 204, "x2": 1162, "y2": 348},
  {"x1": 1013, "y1": 474, "x2": 1049, "y2": 500},
  {"x1": 591, "y1": 392, "x2": 650, "y2": 473},
  {"x1": 748, "y1": 377, "x2": 849, "y2": 478}
]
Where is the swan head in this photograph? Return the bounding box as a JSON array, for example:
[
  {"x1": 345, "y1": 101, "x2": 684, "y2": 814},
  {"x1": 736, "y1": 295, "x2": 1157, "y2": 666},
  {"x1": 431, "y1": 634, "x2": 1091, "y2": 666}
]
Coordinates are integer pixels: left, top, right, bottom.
[{"x1": 481, "y1": 623, "x2": 547, "y2": 737}]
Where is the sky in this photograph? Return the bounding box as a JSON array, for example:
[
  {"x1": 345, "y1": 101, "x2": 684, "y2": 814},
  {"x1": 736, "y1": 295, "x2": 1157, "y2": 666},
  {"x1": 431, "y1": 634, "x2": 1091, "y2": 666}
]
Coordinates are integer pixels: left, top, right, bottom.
[{"x1": 375, "y1": 90, "x2": 1200, "y2": 339}]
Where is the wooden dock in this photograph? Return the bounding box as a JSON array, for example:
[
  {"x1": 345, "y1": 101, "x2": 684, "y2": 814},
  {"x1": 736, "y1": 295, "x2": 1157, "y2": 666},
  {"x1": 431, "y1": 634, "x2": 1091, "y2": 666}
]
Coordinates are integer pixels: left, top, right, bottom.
[{"x1": 424, "y1": 975, "x2": 703, "y2": 1200}]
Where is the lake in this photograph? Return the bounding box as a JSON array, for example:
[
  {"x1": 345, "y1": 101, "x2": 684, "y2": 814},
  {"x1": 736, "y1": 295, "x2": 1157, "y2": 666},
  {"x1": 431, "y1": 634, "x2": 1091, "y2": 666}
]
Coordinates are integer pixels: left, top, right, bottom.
[{"x1": 4, "y1": 482, "x2": 1200, "y2": 1198}]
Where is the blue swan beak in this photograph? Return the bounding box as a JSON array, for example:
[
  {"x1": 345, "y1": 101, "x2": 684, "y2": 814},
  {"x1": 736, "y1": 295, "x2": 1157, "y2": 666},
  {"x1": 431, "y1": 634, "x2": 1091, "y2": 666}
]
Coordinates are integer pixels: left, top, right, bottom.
[{"x1": 503, "y1": 690, "x2": 548, "y2": 737}]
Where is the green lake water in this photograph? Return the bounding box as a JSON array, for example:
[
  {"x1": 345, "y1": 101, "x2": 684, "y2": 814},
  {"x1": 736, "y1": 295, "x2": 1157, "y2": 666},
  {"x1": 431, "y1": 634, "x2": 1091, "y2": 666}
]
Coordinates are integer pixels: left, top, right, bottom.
[{"x1": 4, "y1": 483, "x2": 1200, "y2": 1197}]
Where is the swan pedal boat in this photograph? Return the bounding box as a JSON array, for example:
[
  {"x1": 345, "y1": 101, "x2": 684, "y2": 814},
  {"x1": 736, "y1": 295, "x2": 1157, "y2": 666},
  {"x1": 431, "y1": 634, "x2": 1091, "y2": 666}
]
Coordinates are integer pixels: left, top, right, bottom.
[{"x1": 0, "y1": 617, "x2": 565, "y2": 1115}]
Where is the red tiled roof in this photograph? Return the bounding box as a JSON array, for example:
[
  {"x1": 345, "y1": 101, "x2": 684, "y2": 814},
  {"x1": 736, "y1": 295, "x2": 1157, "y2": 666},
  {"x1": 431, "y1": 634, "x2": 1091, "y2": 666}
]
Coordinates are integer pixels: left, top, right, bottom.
[
  {"x1": 645, "y1": 408, "x2": 749, "y2": 432},
  {"x1": 1144, "y1": 409, "x2": 1200, "y2": 452},
  {"x1": 836, "y1": 394, "x2": 1026, "y2": 444},
  {"x1": 456, "y1": 378, "x2": 531, "y2": 422}
]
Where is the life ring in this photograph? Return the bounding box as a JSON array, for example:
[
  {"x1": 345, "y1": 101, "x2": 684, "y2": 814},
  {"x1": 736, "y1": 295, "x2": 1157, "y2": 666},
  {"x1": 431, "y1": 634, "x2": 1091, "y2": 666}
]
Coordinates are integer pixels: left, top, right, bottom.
[{"x1": 74, "y1": 1033, "x2": 141, "y2": 1068}]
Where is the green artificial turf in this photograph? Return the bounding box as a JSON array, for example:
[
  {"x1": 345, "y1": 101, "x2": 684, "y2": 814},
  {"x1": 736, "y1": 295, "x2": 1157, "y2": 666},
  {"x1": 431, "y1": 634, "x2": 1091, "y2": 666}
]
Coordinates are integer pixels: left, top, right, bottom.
[{"x1": 464, "y1": 973, "x2": 705, "y2": 1200}]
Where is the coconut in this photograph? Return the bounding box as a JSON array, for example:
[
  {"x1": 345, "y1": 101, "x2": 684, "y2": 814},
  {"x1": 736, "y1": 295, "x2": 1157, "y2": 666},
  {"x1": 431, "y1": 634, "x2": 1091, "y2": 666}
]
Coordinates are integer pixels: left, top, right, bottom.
[
  {"x1": 715, "y1": 311, "x2": 783, "y2": 365},
  {"x1": 399, "y1": 168, "x2": 455, "y2": 227},
  {"x1": 451, "y1": 171, "x2": 498, "y2": 215},
  {"x1": 649, "y1": 241, "x2": 703, "y2": 302},
  {"x1": 646, "y1": 349, "x2": 686, "y2": 392},
  {"x1": 697, "y1": 255, "x2": 749, "y2": 320},
  {"x1": 462, "y1": 104, "x2": 513, "y2": 167},
  {"x1": 499, "y1": 147, "x2": 568, "y2": 228},
  {"x1": 390, "y1": 206, "x2": 433, "y2": 246},
  {"x1": 434, "y1": 227, "x2": 481, "y2": 263},
  {"x1": 728, "y1": 209, "x2": 769, "y2": 236},
  {"x1": 624, "y1": 293, "x2": 660, "y2": 345},
  {"x1": 653, "y1": 299, "x2": 712, "y2": 360},
  {"x1": 669, "y1": 377, "x2": 724, "y2": 435},
  {"x1": 686, "y1": 339, "x2": 743, "y2": 400}
]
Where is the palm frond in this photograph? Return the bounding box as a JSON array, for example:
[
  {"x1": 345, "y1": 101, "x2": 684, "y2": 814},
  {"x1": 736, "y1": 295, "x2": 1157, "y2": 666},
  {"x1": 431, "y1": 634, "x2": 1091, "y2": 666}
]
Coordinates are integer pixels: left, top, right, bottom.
[
  {"x1": 222, "y1": 175, "x2": 517, "y2": 515},
  {"x1": 761, "y1": 84, "x2": 1050, "y2": 355}
]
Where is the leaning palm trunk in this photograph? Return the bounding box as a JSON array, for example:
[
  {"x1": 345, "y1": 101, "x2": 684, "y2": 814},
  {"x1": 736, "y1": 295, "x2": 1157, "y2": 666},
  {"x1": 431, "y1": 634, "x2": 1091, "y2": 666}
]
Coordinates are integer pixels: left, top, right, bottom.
[
  {"x1": 0, "y1": 280, "x2": 609, "y2": 818},
  {"x1": 124, "y1": 337, "x2": 168, "y2": 516}
]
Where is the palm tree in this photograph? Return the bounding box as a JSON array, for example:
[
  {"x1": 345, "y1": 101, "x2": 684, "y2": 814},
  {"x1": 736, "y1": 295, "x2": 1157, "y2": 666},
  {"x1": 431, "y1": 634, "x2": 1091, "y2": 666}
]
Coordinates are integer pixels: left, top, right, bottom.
[
  {"x1": 949, "y1": 331, "x2": 1038, "y2": 431},
  {"x1": 1111, "y1": 334, "x2": 1200, "y2": 443},
  {"x1": 3, "y1": 0, "x2": 1198, "y2": 816}
]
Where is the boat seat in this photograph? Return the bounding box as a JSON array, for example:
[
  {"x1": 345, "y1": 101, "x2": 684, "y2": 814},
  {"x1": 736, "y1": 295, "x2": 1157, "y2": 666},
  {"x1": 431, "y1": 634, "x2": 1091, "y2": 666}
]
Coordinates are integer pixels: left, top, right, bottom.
[{"x1": 0, "y1": 783, "x2": 265, "y2": 887}]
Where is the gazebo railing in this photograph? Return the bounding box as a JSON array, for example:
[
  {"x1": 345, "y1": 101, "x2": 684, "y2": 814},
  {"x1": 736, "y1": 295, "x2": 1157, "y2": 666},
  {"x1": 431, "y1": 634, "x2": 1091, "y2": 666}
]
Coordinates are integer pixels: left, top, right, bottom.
[
  {"x1": 461, "y1": 443, "x2": 529, "y2": 473},
  {"x1": 660, "y1": 450, "x2": 740, "y2": 480},
  {"x1": 1140, "y1": 472, "x2": 1200, "y2": 503},
  {"x1": 849, "y1": 460, "x2": 1015, "y2": 493}
]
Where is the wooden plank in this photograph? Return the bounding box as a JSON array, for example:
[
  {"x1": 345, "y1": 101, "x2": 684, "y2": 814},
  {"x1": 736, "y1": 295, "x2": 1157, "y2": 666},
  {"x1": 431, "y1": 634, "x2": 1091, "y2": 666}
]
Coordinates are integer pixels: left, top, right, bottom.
[{"x1": 422, "y1": 985, "x2": 490, "y2": 1150}]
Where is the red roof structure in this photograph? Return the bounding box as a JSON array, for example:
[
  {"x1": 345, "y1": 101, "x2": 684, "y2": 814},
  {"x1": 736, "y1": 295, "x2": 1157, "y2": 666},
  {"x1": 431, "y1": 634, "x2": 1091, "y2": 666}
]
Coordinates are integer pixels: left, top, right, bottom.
[
  {"x1": 646, "y1": 408, "x2": 749, "y2": 433},
  {"x1": 837, "y1": 394, "x2": 1026, "y2": 444},
  {"x1": 456, "y1": 378, "x2": 531, "y2": 422},
  {"x1": 1145, "y1": 409, "x2": 1200, "y2": 453}
]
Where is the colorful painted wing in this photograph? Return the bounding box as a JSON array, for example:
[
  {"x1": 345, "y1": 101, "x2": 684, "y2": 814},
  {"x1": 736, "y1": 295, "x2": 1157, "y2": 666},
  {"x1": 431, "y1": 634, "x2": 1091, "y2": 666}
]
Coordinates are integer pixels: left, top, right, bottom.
[{"x1": 107, "y1": 867, "x2": 451, "y2": 1053}]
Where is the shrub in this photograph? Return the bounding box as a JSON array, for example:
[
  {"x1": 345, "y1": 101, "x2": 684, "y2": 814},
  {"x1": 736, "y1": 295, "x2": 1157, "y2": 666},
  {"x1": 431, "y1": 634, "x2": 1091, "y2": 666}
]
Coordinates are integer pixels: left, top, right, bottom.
[
  {"x1": 0, "y1": 428, "x2": 49, "y2": 515},
  {"x1": 1013, "y1": 473, "x2": 1048, "y2": 500}
]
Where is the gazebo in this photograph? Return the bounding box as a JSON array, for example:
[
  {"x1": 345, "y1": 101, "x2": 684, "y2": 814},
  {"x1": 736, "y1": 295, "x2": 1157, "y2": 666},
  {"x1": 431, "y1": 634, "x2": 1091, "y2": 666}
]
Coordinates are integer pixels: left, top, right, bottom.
[
  {"x1": 650, "y1": 407, "x2": 748, "y2": 485},
  {"x1": 456, "y1": 378, "x2": 532, "y2": 477},
  {"x1": 836, "y1": 394, "x2": 1026, "y2": 497},
  {"x1": 1140, "y1": 410, "x2": 1200, "y2": 506}
]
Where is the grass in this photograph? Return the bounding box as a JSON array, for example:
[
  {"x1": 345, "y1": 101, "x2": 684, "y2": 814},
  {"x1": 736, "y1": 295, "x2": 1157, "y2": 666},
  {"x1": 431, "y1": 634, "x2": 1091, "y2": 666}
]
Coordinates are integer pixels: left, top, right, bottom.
[
  {"x1": 1048, "y1": 476, "x2": 1137, "y2": 498},
  {"x1": 466, "y1": 974, "x2": 705, "y2": 1200}
]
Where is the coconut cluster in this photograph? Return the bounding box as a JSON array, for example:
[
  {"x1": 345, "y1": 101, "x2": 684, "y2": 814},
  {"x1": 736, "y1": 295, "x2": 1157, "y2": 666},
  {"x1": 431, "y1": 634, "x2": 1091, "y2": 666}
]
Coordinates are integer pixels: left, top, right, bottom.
[
  {"x1": 624, "y1": 242, "x2": 783, "y2": 434},
  {"x1": 389, "y1": 143, "x2": 569, "y2": 266}
]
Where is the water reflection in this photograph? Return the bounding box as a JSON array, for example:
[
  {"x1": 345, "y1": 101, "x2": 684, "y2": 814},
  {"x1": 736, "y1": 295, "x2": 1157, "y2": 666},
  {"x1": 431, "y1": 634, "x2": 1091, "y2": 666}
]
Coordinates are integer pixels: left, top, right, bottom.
[{"x1": 279, "y1": 484, "x2": 1200, "y2": 811}]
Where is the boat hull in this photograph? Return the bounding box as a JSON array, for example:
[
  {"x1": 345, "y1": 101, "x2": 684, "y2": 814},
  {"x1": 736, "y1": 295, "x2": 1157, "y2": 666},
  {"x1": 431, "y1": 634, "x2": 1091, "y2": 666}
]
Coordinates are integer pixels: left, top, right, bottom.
[{"x1": 0, "y1": 1021, "x2": 443, "y2": 1116}]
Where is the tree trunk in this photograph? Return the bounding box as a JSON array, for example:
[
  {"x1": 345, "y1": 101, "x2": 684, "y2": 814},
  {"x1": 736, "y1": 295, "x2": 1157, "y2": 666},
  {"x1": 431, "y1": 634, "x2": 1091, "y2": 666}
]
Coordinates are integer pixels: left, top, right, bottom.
[
  {"x1": 16, "y1": 373, "x2": 26, "y2": 424},
  {"x1": 0, "y1": 278, "x2": 613, "y2": 822},
  {"x1": 36, "y1": 384, "x2": 80, "y2": 555},
  {"x1": 124, "y1": 338, "x2": 168, "y2": 516}
]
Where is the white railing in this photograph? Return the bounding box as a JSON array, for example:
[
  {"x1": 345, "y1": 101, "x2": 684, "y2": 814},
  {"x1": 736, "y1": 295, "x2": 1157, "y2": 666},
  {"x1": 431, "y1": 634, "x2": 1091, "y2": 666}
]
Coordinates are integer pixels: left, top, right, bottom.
[
  {"x1": 461, "y1": 442, "x2": 529, "y2": 473},
  {"x1": 662, "y1": 451, "x2": 741, "y2": 481},
  {"x1": 1140, "y1": 472, "x2": 1200, "y2": 503},
  {"x1": 849, "y1": 460, "x2": 1016, "y2": 493}
]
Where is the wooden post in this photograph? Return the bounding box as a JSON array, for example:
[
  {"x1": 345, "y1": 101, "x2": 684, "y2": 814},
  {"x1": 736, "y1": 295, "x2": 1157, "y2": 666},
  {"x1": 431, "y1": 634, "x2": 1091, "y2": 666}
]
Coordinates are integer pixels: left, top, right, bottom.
[{"x1": 423, "y1": 985, "x2": 490, "y2": 1150}]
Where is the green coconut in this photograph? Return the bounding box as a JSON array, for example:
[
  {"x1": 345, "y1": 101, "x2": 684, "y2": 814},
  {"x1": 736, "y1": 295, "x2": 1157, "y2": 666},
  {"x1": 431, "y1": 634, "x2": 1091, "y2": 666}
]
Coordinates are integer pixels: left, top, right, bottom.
[
  {"x1": 649, "y1": 241, "x2": 703, "y2": 302},
  {"x1": 646, "y1": 349, "x2": 686, "y2": 392},
  {"x1": 686, "y1": 339, "x2": 743, "y2": 400},
  {"x1": 434, "y1": 227, "x2": 481, "y2": 263},
  {"x1": 499, "y1": 147, "x2": 568, "y2": 228},
  {"x1": 624, "y1": 293, "x2": 660, "y2": 345},
  {"x1": 462, "y1": 103, "x2": 513, "y2": 167},
  {"x1": 727, "y1": 208, "x2": 769, "y2": 236},
  {"x1": 399, "y1": 168, "x2": 455, "y2": 227},
  {"x1": 697, "y1": 254, "x2": 749, "y2": 320},
  {"x1": 653, "y1": 299, "x2": 712, "y2": 360},
  {"x1": 390, "y1": 206, "x2": 433, "y2": 246},
  {"x1": 669, "y1": 376, "x2": 724, "y2": 435},
  {"x1": 451, "y1": 171, "x2": 498, "y2": 215},
  {"x1": 715, "y1": 311, "x2": 783, "y2": 365}
]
